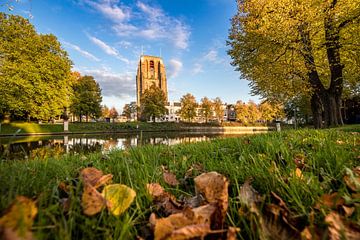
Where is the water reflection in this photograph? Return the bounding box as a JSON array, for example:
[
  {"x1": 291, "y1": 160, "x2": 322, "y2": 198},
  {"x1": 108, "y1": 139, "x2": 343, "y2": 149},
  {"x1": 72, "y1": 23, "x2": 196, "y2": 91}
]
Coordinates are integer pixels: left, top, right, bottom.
[{"x1": 0, "y1": 132, "x2": 236, "y2": 160}]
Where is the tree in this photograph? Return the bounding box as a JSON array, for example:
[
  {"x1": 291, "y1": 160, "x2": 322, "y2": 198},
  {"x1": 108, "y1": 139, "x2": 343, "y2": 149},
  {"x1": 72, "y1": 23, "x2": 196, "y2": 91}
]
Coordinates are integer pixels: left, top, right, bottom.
[
  {"x1": 259, "y1": 101, "x2": 286, "y2": 124},
  {"x1": 200, "y1": 97, "x2": 213, "y2": 123},
  {"x1": 228, "y1": 0, "x2": 360, "y2": 128},
  {"x1": 109, "y1": 107, "x2": 118, "y2": 121},
  {"x1": 179, "y1": 93, "x2": 197, "y2": 122},
  {"x1": 213, "y1": 97, "x2": 224, "y2": 123},
  {"x1": 140, "y1": 85, "x2": 167, "y2": 122},
  {"x1": 235, "y1": 101, "x2": 249, "y2": 125},
  {"x1": 102, "y1": 105, "x2": 110, "y2": 119},
  {"x1": 70, "y1": 75, "x2": 102, "y2": 122},
  {"x1": 0, "y1": 13, "x2": 72, "y2": 121},
  {"x1": 247, "y1": 101, "x2": 260, "y2": 124}
]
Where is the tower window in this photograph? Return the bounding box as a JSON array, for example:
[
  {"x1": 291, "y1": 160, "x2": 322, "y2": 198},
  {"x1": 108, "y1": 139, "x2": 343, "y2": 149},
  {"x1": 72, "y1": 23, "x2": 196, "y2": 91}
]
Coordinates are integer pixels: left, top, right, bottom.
[{"x1": 150, "y1": 60, "x2": 154, "y2": 77}]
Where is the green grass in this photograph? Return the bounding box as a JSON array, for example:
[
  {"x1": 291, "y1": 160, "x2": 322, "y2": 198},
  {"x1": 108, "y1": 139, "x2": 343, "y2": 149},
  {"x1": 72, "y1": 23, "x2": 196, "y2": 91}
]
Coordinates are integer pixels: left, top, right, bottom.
[
  {"x1": 0, "y1": 121, "x2": 224, "y2": 135},
  {"x1": 0, "y1": 128, "x2": 359, "y2": 239}
]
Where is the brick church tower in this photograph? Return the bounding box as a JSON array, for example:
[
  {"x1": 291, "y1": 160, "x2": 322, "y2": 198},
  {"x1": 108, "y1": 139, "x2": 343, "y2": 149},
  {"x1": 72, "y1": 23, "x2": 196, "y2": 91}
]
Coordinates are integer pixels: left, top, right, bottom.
[{"x1": 136, "y1": 55, "x2": 168, "y2": 107}]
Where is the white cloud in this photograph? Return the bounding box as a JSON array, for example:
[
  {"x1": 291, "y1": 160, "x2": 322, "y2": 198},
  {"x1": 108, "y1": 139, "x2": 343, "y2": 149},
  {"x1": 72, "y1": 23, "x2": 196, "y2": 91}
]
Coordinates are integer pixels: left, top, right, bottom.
[
  {"x1": 203, "y1": 49, "x2": 218, "y2": 62},
  {"x1": 192, "y1": 63, "x2": 203, "y2": 75},
  {"x1": 83, "y1": 0, "x2": 130, "y2": 23},
  {"x1": 85, "y1": 0, "x2": 190, "y2": 50},
  {"x1": 168, "y1": 59, "x2": 183, "y2": 79},
  {"x1": 80, "y1": 68, "x2": 135, "y2": 98},
  {"x1": 88, "y1": 35, "x2": 129, "y2": 64},
  {"x1": 62, "y1": 41, "x2": 100, "y2": 62}
]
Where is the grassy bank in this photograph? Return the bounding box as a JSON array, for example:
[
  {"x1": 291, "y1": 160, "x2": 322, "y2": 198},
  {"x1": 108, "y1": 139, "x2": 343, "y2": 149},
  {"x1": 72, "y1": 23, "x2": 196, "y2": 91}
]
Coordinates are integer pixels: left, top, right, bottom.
[
  {"x1": 0, "y1": 122, "x2": 225, "y2": 135},
  {"x1": 0, "y1": 128, "x2": 359, "y2": 239}
]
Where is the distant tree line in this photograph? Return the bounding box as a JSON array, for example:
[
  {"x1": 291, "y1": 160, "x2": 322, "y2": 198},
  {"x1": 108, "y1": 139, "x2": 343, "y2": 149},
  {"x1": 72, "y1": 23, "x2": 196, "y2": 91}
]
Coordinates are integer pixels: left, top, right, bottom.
[{"x1": 137, "y1": 86, "x2": 284, "y2": 125}]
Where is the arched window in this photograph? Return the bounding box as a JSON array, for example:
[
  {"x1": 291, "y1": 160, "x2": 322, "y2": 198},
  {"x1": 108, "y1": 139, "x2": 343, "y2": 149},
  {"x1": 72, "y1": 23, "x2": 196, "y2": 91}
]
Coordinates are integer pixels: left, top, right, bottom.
[{"x1": 150, "y1": 60, "x2": 154, "y2": 77}]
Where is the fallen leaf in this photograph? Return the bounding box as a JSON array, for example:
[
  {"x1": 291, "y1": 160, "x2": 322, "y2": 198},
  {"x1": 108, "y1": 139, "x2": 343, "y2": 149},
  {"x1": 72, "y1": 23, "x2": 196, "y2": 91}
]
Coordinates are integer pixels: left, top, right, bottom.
[
  {"x1": 295, "y1": 168, "x2": 303, "y2": 179},
  {"x1": 336, "y1": 140, "x2": 345, "y2": 145},
  {"x1": 314, "y1": 192, "x2": 345, "y2": 210},
  {"x1": 169, "y1": 223, "x2": 210, "y2": 240},
  {"x1": 151, "y1": 204, "x2": 216, "y2": 240},
  {"x1": 194, "y1": 172, "x2": 229, "y2": 224},
  {"x1": 226, "y1": 227, "x2": 239, "y2": 240},
  {"x1": 294, "y1": 153, "x2": 305, "y2": 169},
  {"x1": 102, "y1": 184, "x2": 136, "y2": 216},
  {"x1": 238, "y1": 179, "x2": 262, "y2": 206},
  {"x1": 342, "y1": 205, "x2": 355, "y2": 217},
  {"x1": 147, "y1": 183, "x2": 183, "y2": 215},
  {"x1": 163, "y1": 171, "x2": 179, "y2": 186},
  {"x1": 82, "y1": 184, "x2": 106, "y2": 216},
  {"x1": 325, "y1": 211, "x2": 360, "y2": 240},
  {"x1": 344, "y1": 167, "x2": 360, "y2": 192},
  {"x1": 80, "y1": 167, "x2": 113, "y2": 188},
  {"x1": 0, "y1": 196, "x2": 37, "y2": 240}
]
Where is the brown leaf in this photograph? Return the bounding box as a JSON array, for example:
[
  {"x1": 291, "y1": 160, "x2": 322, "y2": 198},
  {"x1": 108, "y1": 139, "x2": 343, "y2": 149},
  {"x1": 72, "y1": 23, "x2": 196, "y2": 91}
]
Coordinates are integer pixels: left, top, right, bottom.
[
  {"x1": 0, "y1": 196, "x2": 37, "y2": 240},
  {"x1": 226, "y1": 227, "x2": 239, "y2": 240},
  {"x1": 194, "y1": 172, "x2": 229, "y2": 224},
  {"x1": 58, "y1": 181, "x2": 71, "y2": 193},
  {"x1": 151, "y1": 204, "x2": 216, "y2": 240},
  {"x1": 342, "y1": 205, "x2": 355, "y2": 218},
  {"x1": 294, "y1": 153, "x2": 305, "y2": 169},
  {"x1": 325, "y1": 211, "x2": 360, "y2": 240},
  {"x1": 147, "y1": 183, "x2": 183, "y2": 215},
  {"x1": 163, "y1": 171, "x2": 180, "y2": 186},
  {"x1": 169, "y1": 223, "x2": 211, "y2": 240},
  {"x1": 314, "y1": 192, "x2": 345, "y2": 210},
  {"x1": 238, "y1": 179, "x2": 262, "y2": 206},
  {"x1": 82, "y1": 184, "x2": 106, "y2": 216},
  {"x1": 344, "y1": 167, "x2": 360, "y2": 192},
  {"x1": 301, "y1": 227, "x2": 321, "y2": 240},
  {"x1": 80, "y1": 167, "x2": 113, "y2": 188}
]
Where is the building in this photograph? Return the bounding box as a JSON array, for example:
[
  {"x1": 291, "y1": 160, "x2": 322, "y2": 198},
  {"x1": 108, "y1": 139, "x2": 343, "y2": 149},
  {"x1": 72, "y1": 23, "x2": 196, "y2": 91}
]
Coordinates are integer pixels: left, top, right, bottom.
[
  {"x1": 164, "y1": 102, "x2": 181, "y2": 122},
  {"x1": 136, "y1": 55, "x2": 168, "y2": 107}
]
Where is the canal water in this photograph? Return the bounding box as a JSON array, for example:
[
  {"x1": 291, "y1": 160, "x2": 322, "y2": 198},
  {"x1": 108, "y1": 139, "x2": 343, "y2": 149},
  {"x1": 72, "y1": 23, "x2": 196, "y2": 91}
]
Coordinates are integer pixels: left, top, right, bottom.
[{"x1": 0, "y1": 132, "x2": 250, "y2": 160}]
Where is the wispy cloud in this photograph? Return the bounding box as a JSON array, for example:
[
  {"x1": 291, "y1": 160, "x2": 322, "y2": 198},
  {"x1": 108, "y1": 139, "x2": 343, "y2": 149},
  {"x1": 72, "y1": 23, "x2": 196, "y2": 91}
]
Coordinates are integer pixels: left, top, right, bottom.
[
  {"x1": 168, "y1": 59, "x2": 183, "y2": 79},
  {"x1": 62, "y1": 41, "x2": 100, "y2": 62},
  {"x1": 79, "y1": 67, "x2": 135, "y2": 98},
  {"x1": 203, "y1": 49, "x2": 218, "y2": 62},
  {"x1": 82, "y1": 0, "x2": 130, "y2": 23},
  {"x1": 88, "y1": 35, "x2": 129, "y2": 63},
  {"x1": 192, "y1": 63, "x2": 203, "y2": 75},
  {"x1": 84, "y1": 0, "x2": 190, "y2": 50}
]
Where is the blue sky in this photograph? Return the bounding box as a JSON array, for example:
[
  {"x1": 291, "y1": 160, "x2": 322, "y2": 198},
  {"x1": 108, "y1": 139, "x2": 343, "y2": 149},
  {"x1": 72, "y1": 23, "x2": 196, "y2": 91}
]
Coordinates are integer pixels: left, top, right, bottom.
[{"x1": 8, "y1": 0, "x2": 258, "y2": 112}]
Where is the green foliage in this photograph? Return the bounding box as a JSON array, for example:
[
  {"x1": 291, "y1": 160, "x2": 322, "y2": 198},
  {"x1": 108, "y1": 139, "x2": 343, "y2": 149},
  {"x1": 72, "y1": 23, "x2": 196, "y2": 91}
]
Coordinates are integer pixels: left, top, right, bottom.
[
  {"x1": 200, "y1": 97, "x2": 213, "y2": 123},
  {"x1": 179, "y1": 93, "x2": 197, "y2": 122},
  {"x1": 0, "y1": 13, "x2": 72, "y2": 121},
  {"x1": 70, "y1": 75, "x2": 102, "y2": 122},
  {"x1": 140, "y1": 85, "x2": 167, "y2": 122},
  {"x1": 213, "y1": 97, "x2": 223, "y2": 122}
]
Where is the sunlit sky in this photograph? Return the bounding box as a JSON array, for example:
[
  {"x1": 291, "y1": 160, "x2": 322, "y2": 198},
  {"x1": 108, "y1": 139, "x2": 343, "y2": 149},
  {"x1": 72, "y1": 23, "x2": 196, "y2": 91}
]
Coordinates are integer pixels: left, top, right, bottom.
[{"x1": 8, "y1": 0, "x2": 259, "y2": 112}]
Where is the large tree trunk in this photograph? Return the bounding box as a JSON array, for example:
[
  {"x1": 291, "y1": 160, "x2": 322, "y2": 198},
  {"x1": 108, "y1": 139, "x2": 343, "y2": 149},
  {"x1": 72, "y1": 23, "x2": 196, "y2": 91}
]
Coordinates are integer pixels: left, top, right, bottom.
[
  {"x1": 323, "y1": 3, "x2": 344, "y2": 126},
  {"x1": 311, "y1": 93, "x2": 323, "y2": 129}
]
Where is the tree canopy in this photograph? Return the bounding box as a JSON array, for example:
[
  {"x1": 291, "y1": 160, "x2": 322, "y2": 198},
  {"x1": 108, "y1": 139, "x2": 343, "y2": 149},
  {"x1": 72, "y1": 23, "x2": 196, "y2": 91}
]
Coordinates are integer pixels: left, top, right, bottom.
[
  {"x1": 70, "y1": 75, "x2": 102, "y2": 122},
  {"x1": 179, "y1": 93, "x2": 197, "y2": 122},
  {"x1": 0, "y1": 13, "x2": 73, "y2": 121},
  {"x1": 228, "y1": 0, "x2": 360, "y2": 128},
  {"x1": 140, "y1": 85, "x2": 167, "y2": 122},
  {"x1": 200, "y1": 97, "x2": 213, "y2": 123}
]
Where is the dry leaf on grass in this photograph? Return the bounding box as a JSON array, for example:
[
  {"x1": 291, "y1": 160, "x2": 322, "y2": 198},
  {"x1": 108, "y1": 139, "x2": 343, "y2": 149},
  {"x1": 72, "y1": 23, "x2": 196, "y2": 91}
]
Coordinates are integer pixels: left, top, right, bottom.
[
  {"x1": 0, "y1": 196, "x2": 37, "y2": 240},
  {"x1": 238, "y1": 179, "x2": 262, "y2": 206},
  {"x1": 82, "y1": 184, "x2": 107, "y2": 216},
  {"x1": 163, "y1": 172, "x2": 180, "y2": 186},
  {"x1": 314, "y1": 192, "x2": 345, "y2": 210},
  {"x1": 102, "y1": 184, "x2": 136, "y2": 216},
  {"x1": 151, "y1": 204, "x2": 216, "y2": 240},
  {"x1": 147, "y1": 183, "x2": 183, "y2": 215},
  {"x1": 80, "y1": 167, "x2": 113, "y2": 188},
  {"x1": 226, "y1": 227, "x2": 239, "y2": 240},
  {"x1": 325, "y1": 211, "x2": 360, "y2": 240},
  {"x1": 344, "y1": 167, "x2": 360, "y2": 192},
  {"x1": 194, "y1": 172, "x2": 229, "y2": 223},
  {"x1": 294, "y1": 153, "x2": 305, "y2": 169}
]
